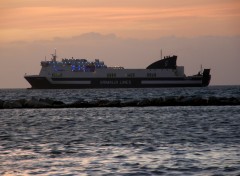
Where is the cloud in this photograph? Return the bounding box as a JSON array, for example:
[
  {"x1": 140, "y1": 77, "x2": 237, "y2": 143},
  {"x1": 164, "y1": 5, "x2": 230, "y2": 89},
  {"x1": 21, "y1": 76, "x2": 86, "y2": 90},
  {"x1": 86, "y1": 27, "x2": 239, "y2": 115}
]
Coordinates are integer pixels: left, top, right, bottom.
[
  {"x1": 1, "y1": 0, "x2": 239, "y2": 42},
  {"x1": 71, "y1": 32, "x2": 117, "y2": 40}
]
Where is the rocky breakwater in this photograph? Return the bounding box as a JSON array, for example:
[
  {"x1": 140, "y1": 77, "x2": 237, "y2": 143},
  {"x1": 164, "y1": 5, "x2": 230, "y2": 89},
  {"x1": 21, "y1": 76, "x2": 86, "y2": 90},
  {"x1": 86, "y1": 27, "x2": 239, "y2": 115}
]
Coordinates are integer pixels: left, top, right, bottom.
[
  {"x1": 0, "y1": 97, "x2": 65, "y2": 109},
  {"x1": 0, "y1": 96, "x2": 240, "y2": 109}
]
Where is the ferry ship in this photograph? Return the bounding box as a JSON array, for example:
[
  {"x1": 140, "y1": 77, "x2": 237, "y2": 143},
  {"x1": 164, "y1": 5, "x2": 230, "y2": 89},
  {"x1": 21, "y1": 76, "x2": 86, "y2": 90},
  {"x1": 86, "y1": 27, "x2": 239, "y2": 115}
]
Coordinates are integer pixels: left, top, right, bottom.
[{"x1": 24, "y1": 50, "x2": 211, "y2": 89}]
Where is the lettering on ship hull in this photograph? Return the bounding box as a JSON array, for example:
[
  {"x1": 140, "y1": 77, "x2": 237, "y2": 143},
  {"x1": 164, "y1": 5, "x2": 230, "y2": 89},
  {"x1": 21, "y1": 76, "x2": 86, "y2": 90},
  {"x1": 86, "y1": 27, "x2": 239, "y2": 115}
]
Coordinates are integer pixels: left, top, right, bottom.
[{"x1": 100, "y1": 80, "x2": 132, "y2": 85}]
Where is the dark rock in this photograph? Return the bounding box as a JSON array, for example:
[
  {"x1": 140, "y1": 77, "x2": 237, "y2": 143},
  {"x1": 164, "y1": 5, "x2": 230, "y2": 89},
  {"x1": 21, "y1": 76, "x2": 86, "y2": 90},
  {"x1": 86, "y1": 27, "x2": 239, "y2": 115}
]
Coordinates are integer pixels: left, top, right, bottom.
[
  {"x1": 164, "y1": 97, "x2": 177, "y2": 106},
  {"x1": 0, "y1": 100, "x2": 4, "y2": 108},
  {"x1": 121, "y1": 100, "x2": 139, "y2": 107},
  {"x1": 137, "y1": 99, "x2": 151, "y2": 106},
  {"x1": 217, "y1": 97, "x2": 230, "y2": 105},
  {"x1": 3, "y1": 100, "x2": 23, "y2": 109},
  {"x1": 228, "y1": 97, "x2": 240, "y2": 105},
  {"x1": 39, "y1": 98, "x2": 65, "y2": 107},
  {"x1": 24, "y1": 97, "x2": 51, "y2": 108},
  {"x1": 82, "y1": 99, "x2": 120, "y2": 107},
  {"x1": 191, "y1": 97, "x2": 208, "y2": 106},
  {"x1": 176, "y1": 96, "x2": 193, "y2": 106},
  {"x1": 104, "y1": 100, "x2": 121, "y2": 107},
  {"x1": 149, "y1": 98, "x2": 164, "y2": 106},
  {"x1": 208, "y1": 96, "x2": 219, "y2": 105},
  {"x1": 1, "y1": 96, "x2": 240, "y2": 109},
  {"x1": 95, "y1": 99, "x2": 111, "y2": 107},
  {"x1": 207, "y1": 97, "x2": 240, "y2": 106},
  {"x1": 52, "y1": 100, "x2": 65, "y2": 107},
  {"x1": 70, "y1": 100, "x2": 91, "y2": 108},
  {"x1": 39, "y1": 98, "x2": 55, "y2": 105},
  {"x1": 17, "y1": 99, "x2": 27, "y2": 105},
  {"x1": 237, "y1": 97, "x2": 240, "y2": 104}
]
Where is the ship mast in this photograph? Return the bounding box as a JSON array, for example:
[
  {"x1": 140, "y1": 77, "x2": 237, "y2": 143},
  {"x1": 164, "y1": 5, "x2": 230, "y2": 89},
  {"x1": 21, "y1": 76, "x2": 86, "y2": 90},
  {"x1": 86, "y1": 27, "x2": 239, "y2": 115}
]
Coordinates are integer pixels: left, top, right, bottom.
[
  {"x1": 51, "y1": 48, "x2": 57, "y2": 62},
  {"x1": 159, "y1": 49, "x2": 163, "y2": 59}
]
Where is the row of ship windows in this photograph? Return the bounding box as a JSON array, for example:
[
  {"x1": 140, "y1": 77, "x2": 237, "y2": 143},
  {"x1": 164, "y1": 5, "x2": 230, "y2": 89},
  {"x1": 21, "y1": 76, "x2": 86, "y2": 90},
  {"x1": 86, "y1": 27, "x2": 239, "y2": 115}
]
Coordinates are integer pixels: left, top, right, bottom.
[
  {"x1": 51, "y1": 72, "x2": 157, "y2": 78},
  {"x1": 107, "y1": 73, "x2": 157, "y2": 78}
]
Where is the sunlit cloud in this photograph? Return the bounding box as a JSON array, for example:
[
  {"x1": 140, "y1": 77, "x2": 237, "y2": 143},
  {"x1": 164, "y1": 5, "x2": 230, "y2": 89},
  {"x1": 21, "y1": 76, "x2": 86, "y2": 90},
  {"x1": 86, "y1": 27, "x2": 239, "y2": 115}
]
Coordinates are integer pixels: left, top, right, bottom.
[{"x1": 0, "y1": 0, "x2": 239, "y2": 42}]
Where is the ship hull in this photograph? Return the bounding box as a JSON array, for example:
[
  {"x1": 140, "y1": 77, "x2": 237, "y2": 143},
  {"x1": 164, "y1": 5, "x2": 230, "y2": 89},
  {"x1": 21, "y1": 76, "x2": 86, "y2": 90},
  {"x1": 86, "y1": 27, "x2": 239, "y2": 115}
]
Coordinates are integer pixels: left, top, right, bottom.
[{"x1": 25, "y1": 75, "x2": 211, "y2": 89}]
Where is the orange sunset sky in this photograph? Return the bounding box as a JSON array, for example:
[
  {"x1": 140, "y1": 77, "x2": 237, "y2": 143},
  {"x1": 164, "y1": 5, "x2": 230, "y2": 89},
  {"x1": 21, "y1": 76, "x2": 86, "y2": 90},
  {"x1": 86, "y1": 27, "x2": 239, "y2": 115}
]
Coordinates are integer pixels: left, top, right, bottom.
[{"x1": 0, "y1": 0, "x2": 240, "y2": 88}]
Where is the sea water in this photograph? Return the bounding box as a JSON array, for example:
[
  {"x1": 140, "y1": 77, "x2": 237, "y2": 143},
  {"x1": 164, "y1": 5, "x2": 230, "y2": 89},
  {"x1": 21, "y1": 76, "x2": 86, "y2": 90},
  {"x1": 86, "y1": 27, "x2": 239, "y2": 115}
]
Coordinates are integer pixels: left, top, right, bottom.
[{"x1": 0, "y1": 86, "x2": 240, "y2": 176}]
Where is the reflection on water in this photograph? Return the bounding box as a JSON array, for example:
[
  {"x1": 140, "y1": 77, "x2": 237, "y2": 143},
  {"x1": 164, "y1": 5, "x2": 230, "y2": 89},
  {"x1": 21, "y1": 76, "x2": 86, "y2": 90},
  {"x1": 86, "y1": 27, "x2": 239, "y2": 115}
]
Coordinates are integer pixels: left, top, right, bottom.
[
  {"x1": 2, "y1": 144, "x2": 240, "y2": 176},
  {"x1": 0, "y1": 106, "x2": 240, "y2": 175}
]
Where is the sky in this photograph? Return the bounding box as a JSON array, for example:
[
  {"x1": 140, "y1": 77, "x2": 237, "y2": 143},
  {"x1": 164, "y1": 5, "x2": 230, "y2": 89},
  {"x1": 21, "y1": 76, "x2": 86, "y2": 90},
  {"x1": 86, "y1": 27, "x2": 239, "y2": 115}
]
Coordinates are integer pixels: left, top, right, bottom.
[{"x1": 0, "y1": 0, "x2": 240, "y2": 88}]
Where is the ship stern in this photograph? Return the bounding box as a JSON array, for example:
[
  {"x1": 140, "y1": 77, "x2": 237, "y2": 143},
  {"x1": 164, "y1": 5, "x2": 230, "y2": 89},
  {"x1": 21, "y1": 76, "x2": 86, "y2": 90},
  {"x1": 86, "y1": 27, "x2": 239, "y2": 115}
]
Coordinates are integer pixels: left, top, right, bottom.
[{"x1": 202, "y1": 69, "x2": 211, "y2": 87}]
